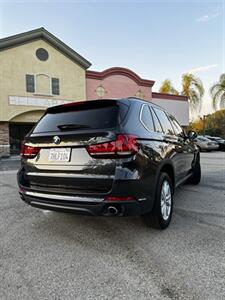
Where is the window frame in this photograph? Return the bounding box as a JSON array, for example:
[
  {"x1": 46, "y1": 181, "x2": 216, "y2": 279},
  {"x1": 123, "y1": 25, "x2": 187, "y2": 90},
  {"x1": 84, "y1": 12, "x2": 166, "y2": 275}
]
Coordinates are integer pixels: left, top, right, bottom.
[
  {"x1": 26, "y1": 74, "x2": 35, "y2": 93},
  {"x1": 36, "y1": 48, "x2": 49, "y2": 61},
  {"x1": 52, "y1": 78, "x2": 60, "y2": 95}
]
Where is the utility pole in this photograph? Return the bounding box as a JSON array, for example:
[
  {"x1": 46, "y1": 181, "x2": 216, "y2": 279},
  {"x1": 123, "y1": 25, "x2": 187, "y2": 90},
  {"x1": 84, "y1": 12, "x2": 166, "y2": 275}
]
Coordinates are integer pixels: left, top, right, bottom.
[{"x1": 203, "y1": 115, "x2": 206, "y2": 136}]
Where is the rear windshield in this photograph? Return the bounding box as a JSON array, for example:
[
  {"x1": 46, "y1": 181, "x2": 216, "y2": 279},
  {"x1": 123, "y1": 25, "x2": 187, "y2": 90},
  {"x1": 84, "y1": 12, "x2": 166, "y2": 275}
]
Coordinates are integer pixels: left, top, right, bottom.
[{"x1": 33, "y1": 101, "x2": 129, "y2": 133}]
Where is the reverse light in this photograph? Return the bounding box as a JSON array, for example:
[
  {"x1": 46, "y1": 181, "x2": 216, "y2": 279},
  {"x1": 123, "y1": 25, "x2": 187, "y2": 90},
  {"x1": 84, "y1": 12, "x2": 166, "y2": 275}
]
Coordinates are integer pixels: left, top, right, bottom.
[
  {"x1": 86, "y1": 134, "x2": 139, "y2": 158},
  {"x1": 20, "y1": 144, "x2": 40, "y2": 159}
]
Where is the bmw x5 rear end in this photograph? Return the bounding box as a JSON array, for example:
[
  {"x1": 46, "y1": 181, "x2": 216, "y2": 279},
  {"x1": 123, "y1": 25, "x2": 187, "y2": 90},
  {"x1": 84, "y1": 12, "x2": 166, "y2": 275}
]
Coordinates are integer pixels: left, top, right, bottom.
[{"x1": 18, "y1": 99, "x2": 153, "y2": 217}]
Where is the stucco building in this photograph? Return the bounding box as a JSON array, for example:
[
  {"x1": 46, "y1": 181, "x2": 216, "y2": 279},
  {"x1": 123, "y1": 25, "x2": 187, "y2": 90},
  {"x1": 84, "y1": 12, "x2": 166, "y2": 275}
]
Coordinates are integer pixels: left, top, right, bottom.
[
  {"x1": 0, "y1": 28, "x2": 189, "y2": 157},
  {"x1": 86, "y1": 68, "x2": 189, "y2": 126}
]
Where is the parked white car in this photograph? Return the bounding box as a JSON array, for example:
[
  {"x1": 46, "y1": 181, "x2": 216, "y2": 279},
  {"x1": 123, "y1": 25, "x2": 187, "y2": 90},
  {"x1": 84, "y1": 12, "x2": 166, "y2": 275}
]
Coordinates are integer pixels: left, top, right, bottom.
[
  {"x1": 206, "y1": 136, "x2": 225, "y2": 151},
  {"x1": 194, "y1": 136, "x2": 219, "y2": 151}
]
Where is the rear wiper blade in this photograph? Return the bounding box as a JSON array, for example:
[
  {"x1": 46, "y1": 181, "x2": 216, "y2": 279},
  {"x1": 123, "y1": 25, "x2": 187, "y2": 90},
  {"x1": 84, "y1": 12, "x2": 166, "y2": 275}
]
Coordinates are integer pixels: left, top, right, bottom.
[{"x1": 57, "y1": 124, "x2": 90, "y2": 131}]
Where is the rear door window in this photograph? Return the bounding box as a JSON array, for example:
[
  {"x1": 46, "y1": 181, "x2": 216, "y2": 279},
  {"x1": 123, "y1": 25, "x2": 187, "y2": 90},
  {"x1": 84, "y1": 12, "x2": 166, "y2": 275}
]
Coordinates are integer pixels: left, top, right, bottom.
[
  {"x1": 167, "y1": 114, "x2": 183, "y2": 136},
  {"x1": 140, "y1": 104, "x2": 154, "y2": 132},
  {"x1": 33, "y1": 101, "x2": 129, "y2": 133},
  {"x1": 150, "y1": 107, "x2": 163, "y2": 133},
  {"x1": 153, "y1": 108, "x2": 174, "y2": 135}
]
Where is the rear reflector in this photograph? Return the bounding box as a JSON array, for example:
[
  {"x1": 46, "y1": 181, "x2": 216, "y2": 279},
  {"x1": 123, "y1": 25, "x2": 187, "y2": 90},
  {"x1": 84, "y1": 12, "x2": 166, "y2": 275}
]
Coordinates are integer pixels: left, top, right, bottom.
[
  {"x1": 21, "y1": 144, "x2": 40, "y2": 159},
  {"x1": 104, "y1": 196, "x2": 136, "y2": 202},
  {"x1": 86, "y1": 134, "x2": 139, "y2": 158}
]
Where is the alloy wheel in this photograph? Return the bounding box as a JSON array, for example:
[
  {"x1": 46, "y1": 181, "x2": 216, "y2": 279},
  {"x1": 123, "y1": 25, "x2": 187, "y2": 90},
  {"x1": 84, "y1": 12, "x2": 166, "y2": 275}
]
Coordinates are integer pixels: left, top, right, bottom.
[{"x1": 160, "y1": 180, "x2": 172, "y2": 221}]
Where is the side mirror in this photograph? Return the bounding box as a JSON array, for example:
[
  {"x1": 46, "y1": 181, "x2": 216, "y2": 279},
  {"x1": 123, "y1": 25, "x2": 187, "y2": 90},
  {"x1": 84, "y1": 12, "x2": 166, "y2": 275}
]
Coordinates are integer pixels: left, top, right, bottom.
[{"x1": 187, "y1": 130, "x2": 197, "y2": 140}]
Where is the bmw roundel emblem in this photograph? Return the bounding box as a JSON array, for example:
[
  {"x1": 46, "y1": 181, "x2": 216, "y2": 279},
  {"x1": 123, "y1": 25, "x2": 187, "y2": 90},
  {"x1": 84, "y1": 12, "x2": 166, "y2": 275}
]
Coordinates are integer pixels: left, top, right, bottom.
[{"x1": 53, "y1": 136, "x2": 61, "y2": 145}]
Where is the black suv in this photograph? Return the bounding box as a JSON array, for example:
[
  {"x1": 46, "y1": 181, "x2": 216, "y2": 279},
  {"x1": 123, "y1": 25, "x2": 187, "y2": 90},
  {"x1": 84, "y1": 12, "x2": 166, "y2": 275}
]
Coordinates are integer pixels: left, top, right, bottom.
[{"x1": 18, "y1": 98, "x2": 201, "y2": 229}]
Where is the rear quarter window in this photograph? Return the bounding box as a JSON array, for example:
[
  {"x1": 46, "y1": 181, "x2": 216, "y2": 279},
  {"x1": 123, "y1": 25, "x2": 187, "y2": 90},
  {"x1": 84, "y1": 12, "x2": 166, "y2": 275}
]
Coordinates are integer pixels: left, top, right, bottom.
[{"x1": 140, "y1": 104, "x2": 154, "y2": 132}]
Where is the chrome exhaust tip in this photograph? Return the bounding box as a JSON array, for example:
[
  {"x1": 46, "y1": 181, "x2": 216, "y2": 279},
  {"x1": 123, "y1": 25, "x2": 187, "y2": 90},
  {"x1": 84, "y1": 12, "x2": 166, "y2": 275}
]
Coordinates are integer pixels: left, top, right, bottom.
[{"x1": 107, "y1": 206, "x2": 118, "y2": 216}]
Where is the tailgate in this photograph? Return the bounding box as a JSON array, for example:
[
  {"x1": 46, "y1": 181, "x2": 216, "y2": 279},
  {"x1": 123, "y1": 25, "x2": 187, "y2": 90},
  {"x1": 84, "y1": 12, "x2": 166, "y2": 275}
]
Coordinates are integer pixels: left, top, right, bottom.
[
  {"x1": 21, "y1": 100, "x2": 130, "y2": 195},
  {"x1": 24, "y1": 131, "x2": 117, "y2": 195}
]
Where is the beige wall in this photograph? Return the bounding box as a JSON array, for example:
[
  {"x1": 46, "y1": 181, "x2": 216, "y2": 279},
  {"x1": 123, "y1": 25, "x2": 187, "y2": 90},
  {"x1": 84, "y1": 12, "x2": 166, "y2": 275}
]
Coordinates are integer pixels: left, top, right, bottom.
[
  {"x1": 0, "y1": 39, "x2": 86, "y2": 122},
  {"x1": 10, "y1": 110, "x2": 45, "y2": 123}
]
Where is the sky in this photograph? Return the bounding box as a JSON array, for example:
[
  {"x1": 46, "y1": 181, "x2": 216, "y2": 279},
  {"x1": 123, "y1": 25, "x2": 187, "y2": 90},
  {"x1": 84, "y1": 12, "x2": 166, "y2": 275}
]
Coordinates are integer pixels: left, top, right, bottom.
[{"x1": 0, "y1": 0, "x2": 224, "y2": 115}]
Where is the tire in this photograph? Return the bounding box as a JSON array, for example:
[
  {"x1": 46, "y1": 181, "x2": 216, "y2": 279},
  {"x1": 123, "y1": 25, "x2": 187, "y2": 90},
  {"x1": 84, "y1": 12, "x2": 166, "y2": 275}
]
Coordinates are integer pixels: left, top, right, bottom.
[
  {"x1": 187, "y1": 159, "x2": 201, "y2": 185},
  {"x1": 142, "y1": 172, "x2": 173, "y2": 230}
]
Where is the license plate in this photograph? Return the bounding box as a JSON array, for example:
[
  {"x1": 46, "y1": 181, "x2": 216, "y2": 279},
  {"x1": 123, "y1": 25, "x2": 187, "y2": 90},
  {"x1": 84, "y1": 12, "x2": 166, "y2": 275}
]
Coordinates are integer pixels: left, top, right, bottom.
[{"x1": 49, "y1": 148, "x2": 71, "y2": 162}]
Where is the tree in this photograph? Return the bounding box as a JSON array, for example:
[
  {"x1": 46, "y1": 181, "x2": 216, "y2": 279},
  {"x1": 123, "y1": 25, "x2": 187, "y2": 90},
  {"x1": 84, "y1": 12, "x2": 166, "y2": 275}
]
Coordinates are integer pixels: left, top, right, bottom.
[
  {"x1": 210, "y1": 73, "x2": 225, "y2": 110},
  {"x1": 188, "y1": 118, "x2": 204, "y2": 133},
  {"x1": 181, "y1": 73, "x2": 204, "y2": 113},
  {"x1": 159, "y1": 79, "x2": 179, "y2": 95},
  {"x1": 188, "y1": 109, "x2": 225, "y2": 138}
]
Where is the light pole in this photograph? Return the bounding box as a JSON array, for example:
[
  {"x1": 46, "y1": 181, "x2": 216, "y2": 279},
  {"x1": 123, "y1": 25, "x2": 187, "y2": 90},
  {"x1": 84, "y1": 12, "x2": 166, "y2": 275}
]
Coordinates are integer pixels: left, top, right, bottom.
[{"x1": 203, "y1": 115, "x2": 207, "y2": 136}]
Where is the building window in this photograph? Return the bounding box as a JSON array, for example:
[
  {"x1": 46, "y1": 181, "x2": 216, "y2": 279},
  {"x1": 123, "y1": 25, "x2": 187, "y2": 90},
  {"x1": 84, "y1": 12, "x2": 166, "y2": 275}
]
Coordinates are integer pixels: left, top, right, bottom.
[
  {"x1": 26, "y1": 74, "x2": 35, "y2": 93},
  {"x1": 36, "y1": 48, "x2": 49, "y2": 61},
  {"x1": 25, "y1": 74, "x2": 60, "y2": 96},
  {"x1": 52, "y1": 78, "x2": 60, "y2": 95}
]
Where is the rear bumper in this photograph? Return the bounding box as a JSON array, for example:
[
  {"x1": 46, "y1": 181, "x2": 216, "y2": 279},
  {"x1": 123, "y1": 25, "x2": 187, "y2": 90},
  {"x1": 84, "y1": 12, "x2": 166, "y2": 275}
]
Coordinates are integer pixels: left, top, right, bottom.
[
  {"x1": 17, "y1": 163, "x2": 155, "y2": 216},
  {"x1": 19, "y1": 189, "x2": 144, "y2": 216}
]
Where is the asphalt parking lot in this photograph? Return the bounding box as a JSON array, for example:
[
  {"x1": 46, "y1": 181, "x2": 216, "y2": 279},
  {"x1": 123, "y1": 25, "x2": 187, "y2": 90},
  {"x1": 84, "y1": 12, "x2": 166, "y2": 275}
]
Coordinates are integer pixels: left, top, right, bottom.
[{"x1": 0, "y1": 152, "x2": 225, "y2": 300}]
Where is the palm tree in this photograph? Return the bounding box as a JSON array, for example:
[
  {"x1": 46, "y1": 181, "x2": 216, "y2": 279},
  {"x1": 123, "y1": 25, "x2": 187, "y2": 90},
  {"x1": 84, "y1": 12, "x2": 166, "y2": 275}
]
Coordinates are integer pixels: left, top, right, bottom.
[
  {"x1": 210, "y1": 74, "x2": 225, "y2": 110},
  {"x1": 181, "y1": 73, "x2": 204, "y2": 112},
  {"x1": 159, "y1": 79, "x2": 179, "y2": 95}
]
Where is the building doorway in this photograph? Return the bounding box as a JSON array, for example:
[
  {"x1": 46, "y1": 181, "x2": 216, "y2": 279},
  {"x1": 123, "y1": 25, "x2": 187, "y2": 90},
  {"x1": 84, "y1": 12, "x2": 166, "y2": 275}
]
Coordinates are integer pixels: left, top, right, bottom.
[{"x1": 9, "y1": 123, "x2": 35, "y2": 155}]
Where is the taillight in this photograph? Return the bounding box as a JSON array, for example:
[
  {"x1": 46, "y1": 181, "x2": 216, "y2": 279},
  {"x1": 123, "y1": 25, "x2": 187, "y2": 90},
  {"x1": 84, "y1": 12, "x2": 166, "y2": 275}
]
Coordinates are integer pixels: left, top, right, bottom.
[
  {"x1": 20, "y1": 144, "x2": 40, "y2": 159},
  {"x1": 86, "y1": 134, "x2": 139, "y2": 158}
]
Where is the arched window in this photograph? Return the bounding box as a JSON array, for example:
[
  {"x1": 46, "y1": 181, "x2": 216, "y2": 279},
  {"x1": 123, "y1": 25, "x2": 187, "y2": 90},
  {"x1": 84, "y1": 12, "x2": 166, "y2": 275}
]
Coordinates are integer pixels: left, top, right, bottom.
[
  {"x1": 35, "y1": 73, "x2": 51, "y2": 95},
  {"x1": 25, "y1": 73, "x2": 59, "y2": 95}
]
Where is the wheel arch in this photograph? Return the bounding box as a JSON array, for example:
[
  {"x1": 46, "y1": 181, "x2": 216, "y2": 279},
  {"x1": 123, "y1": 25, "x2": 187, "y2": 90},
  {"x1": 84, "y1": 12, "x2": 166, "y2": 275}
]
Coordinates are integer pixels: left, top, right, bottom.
[{"x1": 157, "y1": 160, "x2": 175, "y2": 190}]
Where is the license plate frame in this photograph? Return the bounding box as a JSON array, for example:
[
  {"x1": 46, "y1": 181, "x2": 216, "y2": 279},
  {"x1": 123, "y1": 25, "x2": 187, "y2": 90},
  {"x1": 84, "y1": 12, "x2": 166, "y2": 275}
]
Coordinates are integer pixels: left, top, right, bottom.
[{"x1": 49, "y1": 148, "x2": 71, "y2": 162}]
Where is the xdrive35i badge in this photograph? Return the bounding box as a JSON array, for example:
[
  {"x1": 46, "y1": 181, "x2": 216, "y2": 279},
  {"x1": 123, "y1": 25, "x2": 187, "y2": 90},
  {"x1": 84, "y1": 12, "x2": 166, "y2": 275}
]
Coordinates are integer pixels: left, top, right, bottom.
[{"x1": 53, "y1": 136, "x2": 61, "y2": 145}]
